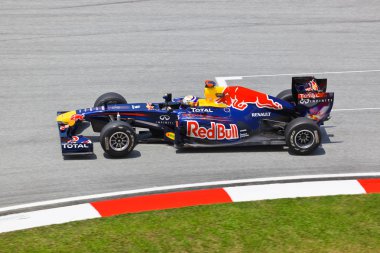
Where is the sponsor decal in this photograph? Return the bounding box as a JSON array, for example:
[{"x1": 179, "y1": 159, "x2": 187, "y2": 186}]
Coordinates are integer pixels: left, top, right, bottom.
[
  {"x1": 239, "y1": 129, "x2": 249, "y2": 138},
  {"x1": 70, "y1": 114, "x2": 84, "y2": 121},
  {"x1": 190, "y1": 108, "x2": 214, "y2": 113},
  {"x1": 216, "y1": 86, "x2": 283, "y2": 111},
  {"x1": 59, "y1": 125, "x2": 69, "y2": 131},
  {"x1": 156, "y1": 115, "x2": 174, "y2": 125},
  {"x1": 305, "y1": 79, "x2": 320, "y2": 92},
  {"x1": 314, "y1": 130, "x2": 319, "y2": 144},
  {"x1": 298, "y1": 93, "x2": 328, "y2": 99},
  {"x1": 132, "y1": 105, "x2": 141, "y2": 109},
  {"x1": 62, "y1": 143, "x2": 89, "y2": 149},
  {"x1": 223, "y1": 107, "x2": 230, "y2": 113},
  {"x1": 299, "y1": 98, "x2": 333, "y2": 104},
  {"x1": 105, "y1": 137, "x2": 110, "y2": 150},
  {"x1": 252, "y1": 112, "x2": 271, "y2": 117},
  {"x1": 159, "y1": 115, "x2": 170, "y2": 120},
  {"x1": 165, "y1": 132, "x2": 175, "y2": 140},
  {"x1": 67, "y1": 136, "x2": 80, "y2": 143},
  {"x1": 186, "y1": 120, "x2": 239, "y2": 140}
]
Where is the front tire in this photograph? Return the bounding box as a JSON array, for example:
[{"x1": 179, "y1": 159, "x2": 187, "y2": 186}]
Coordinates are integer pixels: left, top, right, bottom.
[
  {"x1": 100, "y1": 121, "x2": 137, "y2": 157},
  {"x1": 285, "y1": 117, "x2": 321, "y2": 155},
  {"x1": 94, "y1": 92, "x2": 127, "y2": 107}
]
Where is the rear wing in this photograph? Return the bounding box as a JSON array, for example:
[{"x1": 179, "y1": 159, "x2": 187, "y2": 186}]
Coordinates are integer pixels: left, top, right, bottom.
[{"x1": 291, "y1": 76, "x2": 334, "y2": 123}]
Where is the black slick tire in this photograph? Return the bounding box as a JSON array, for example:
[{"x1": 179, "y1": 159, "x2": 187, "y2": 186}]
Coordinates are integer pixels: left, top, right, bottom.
[
  {"x1": 285, "y1": 117, "x2": 321, "y2": 155},
  {"x1": 100, "y1": 121, "x2": 137, "y2": 158},
  {"x1": 94, "y1": 92, "x2": 127, "y2": 107}
]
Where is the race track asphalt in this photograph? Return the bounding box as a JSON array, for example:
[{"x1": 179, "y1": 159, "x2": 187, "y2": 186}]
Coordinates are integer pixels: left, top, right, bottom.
[{"x1": 0, "y1": 0, "x2": 379, "y2": 207}]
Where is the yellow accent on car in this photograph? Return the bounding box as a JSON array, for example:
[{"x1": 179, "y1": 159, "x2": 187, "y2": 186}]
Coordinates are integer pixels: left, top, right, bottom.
[
  {"x1": 56, "y1": 111, "x2": 77, "y2": 126},
  {"x1": 198, "y1": 86, "x2": 227, "y2": 107},
  {"x1": 165, "y1": 132, "x2": 175, "y2": 140}
]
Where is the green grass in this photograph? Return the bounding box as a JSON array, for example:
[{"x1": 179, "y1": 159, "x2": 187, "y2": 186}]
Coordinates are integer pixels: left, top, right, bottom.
[{"x1": 1, "y1": 194, "x2": 380, "y2": 253}]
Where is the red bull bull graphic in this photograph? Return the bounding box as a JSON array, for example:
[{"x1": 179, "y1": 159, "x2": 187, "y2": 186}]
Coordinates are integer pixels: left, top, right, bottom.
[
  {"x1": 70, "y1": 114, "x2": 85, "y2": 121},
  {"x1": 305, "y1": 79, "x2": 320, "y2": 92},
  {"x1": 186, "y1": 121, "x2": 239, "y2": 140},
  {"x1": 67, "y1": 136, "x2": 80, "y2": 143},
  {"x1": 216, "y1": 86, "x2": 283, "y2": 111},
  {"x1": 59, "y1": 124, "x2": 69, "y2": 131}
]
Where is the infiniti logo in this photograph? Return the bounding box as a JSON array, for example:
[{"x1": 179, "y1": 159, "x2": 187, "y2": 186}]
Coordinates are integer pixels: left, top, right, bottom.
[{"x1": 159, "y1": 115, "x2": 170, "y2": 120}]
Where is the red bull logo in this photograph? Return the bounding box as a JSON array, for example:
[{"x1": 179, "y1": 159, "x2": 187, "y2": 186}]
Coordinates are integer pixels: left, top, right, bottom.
[
  {"x1": 59, "y1": 125, "x2": 69, "y2": 131},
  {"x1": 305, "y1": 79, "x2": 319, "y2": 92},
  {"x1": 187, "y1": 121, "x2": 239, "y2": 140},
  {"x1": 215, "y1": 86, "x2": 283, "y2": 111},
  {"x1": 70, "y1": 114, "x2": 85, "y2": 121},
  {"x1": 67, "y1": 136, "x2": 80, "y2": 143}
]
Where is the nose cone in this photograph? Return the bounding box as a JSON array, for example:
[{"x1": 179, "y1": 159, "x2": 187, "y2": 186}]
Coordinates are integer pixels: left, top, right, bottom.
[{"x1": 56, "y1": 111, "x2": 76, "y2": 126}]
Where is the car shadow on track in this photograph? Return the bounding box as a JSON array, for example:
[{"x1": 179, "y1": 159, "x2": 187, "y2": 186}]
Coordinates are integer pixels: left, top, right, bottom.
[
  {"x1": 103, "y1": 150, "x2": 141, "y2": 159},
  {"x1": 176, "y1": 145, "x2": 284, "y2": 154},
  {"x1": 87, "y1": 136, "x2": 100, "y2": 143},
  {"x1": 321, "y1": 126, "x2": 343, "y2": 144},
  {"x1": 63, "y1": 154, "x2": 98, "y2": 160},
  {"x1": 62, "y1": 150, "x2": 141, "y2": 160},
  {"x1": 176, "y1": 145, "x2": 326, "y2": 156}
]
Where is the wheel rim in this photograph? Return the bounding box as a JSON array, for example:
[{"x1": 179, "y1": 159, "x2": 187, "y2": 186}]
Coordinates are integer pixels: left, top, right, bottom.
[
  {"x1": 294, "y1": 129, "x2": 315, "y2": 149},
  {"x1": 109, "y1": 132, "x2": 130, "y2": 151}
]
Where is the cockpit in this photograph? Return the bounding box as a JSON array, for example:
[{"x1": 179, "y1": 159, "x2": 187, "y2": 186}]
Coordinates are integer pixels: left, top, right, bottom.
[{"x1": 160, "y1": 80, "x2": 227, "y2": 110}]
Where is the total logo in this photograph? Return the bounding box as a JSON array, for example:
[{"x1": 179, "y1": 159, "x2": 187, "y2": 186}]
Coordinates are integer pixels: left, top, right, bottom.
[
  {"x1": 62, "y1": 143, "x2": 89, "y2": 149},
  {"x1": 186, "y1": 120, "x2": 239, "y2": 140},
  {"x1": 190, "y1": 108, "x2": 214, "y2": 113}
]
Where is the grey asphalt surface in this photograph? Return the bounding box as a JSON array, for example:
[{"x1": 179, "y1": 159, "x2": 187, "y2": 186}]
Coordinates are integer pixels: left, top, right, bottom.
[{"x1": 0, "y1": 0, "x2": 380, "y2": 208}]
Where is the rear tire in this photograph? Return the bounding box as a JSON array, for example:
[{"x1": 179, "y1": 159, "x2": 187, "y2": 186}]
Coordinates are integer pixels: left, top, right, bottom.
[
  {"x1": 276, "y1": 89, "x2": 295, "y2": 104},
  {"x1": 100, "y1": 121, "x2": 137, "y2": 157},
  {"x1": 94, "y1": 92, "x2": 127, "y2": 107},
  {"x1": 285, "y1": 117, "x2": 321, "y2": 155}
]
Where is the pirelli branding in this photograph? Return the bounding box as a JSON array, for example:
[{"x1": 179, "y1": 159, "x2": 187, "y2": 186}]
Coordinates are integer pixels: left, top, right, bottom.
[{"x1": 186, "y1": 120, "x2": 239, "y2": 140}]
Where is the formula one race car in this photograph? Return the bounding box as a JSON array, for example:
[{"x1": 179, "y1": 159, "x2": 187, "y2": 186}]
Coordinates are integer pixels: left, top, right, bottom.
[{"x1": 56, "y1": 76, "x2": 334, "y2": 157}]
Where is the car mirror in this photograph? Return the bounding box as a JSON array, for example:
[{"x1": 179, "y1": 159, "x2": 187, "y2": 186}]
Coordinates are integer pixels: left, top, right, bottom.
[{"x1": 163, "y1": 93, "x2": 172, "y2": 103}]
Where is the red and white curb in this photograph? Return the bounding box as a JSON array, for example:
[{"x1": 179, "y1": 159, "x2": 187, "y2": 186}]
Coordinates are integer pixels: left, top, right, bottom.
[{"x1": 0, "y1": 178, "x2": 379, "y2": 233}]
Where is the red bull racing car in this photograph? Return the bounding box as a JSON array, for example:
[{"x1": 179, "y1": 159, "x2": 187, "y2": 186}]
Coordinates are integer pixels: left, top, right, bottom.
[{"x1": 56, "y1": 76, "x2": 334, "y2": 157}]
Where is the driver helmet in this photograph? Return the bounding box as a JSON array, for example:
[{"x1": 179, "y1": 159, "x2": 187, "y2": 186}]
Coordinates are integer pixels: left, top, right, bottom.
[{"x1": 182, "y1": 95, "x2": 199, "y2": 107}]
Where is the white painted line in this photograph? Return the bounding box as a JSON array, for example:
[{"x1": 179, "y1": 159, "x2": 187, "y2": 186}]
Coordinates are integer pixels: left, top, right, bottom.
[
  {"x1": 215, "y1": 69, "x2": 380, "y2": 84},
  {"x1": 215, "y1": 76, "x2": 242, "y2": 86},
  {"x1": 224, "y1": 180, "x2": 366, "y2": 202},
  {"x1": 332, "y1": 108, "x2": 380, "y2": 112},
  {"x1": 0, "y1": 179, "x2": 372, "y2": 233},
  {"x1": 215, "y1": 69, "x2": 380, "y2": 85},
  {"x1": 0, "y1": 204, "x2": 100, "y2": 233},
  {"x1": 1, "y1": 172, "x2": 380, "y2": 213},
  {"x1": 240, "y1": 69, "x2": 380, "y2": 78}
]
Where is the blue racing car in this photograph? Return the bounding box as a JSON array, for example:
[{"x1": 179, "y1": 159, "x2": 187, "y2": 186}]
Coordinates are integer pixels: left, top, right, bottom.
[{"x1": 56, "y1": 76, "x2": 334, "y2": 157}]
